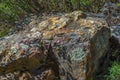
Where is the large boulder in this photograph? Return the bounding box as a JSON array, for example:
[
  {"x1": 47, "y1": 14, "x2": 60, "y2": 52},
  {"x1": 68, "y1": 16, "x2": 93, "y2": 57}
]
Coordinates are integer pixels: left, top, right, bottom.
[{"x1": 0, "y1": 11, "x2": 110, "y2": 80}]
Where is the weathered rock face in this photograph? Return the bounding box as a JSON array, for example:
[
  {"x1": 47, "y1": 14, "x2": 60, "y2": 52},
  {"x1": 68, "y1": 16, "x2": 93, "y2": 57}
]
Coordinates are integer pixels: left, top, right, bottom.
[
  {"x1": 101, "y1": 1, "x2": 120, "y2": 27},
  {"x1": 111, "y1": 25, "x2": 120, "y2": 44},
  {"x1": 101, "y1": 1, "x2": 120, "y2": 44},
  {"x1": 0, "y1": 11, "x2": 110, "y2": 80}
]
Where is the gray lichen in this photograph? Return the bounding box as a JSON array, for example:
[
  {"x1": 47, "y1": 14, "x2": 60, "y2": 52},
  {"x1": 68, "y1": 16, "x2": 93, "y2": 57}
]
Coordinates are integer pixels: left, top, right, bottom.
[{"x1": 70, "y1": 48, "x2": 87, "y2": 61}]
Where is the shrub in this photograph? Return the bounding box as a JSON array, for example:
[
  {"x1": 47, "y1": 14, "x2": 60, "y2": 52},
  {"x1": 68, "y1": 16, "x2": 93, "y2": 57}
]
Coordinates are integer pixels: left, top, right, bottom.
[
  {"x1": 0, "y1": 25, "x2": 9, "y2": 38},
  {"x1": 106, "y1": 62, "x2": 120, "y2": 80}
]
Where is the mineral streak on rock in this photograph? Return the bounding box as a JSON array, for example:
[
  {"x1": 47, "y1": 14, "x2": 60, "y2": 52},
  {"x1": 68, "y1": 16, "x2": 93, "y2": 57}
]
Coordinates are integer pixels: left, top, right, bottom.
[{"x1": 0, "y1": 11, "x2": 110, "y2": 80}]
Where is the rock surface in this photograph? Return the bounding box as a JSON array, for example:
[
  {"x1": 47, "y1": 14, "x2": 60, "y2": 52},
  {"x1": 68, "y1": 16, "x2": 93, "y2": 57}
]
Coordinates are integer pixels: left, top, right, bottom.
[
  {"x1": 101, "y1": 2, "x2": 120, "y2": 44},
  {"x1": 0, "y1": 11, "x2": 110, "y2": 80},
  {"x1": 111, "y1": 25, "x2": 120, "y2": 43},
  {"x1": 101, "y1": 1, "x2": 120, "y2": 26}
]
